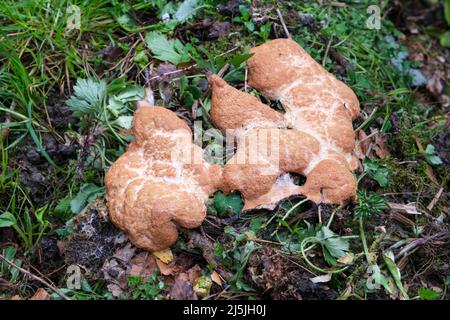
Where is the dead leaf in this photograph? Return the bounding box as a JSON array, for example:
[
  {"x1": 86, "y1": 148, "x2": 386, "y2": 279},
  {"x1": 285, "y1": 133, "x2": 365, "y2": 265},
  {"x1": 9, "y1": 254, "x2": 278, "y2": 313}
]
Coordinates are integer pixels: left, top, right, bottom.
[
  {"x1": 337, "y1": 252, "x2": 354, "y2": 265},
  {"x1": 129, "y1": 252, "x2": 157, "y2": 279},
  {"x1": 10, "y1": 295, "x2": 22, "y2": 300},
  {"x1": 153, "y1": 248, "x2": 173, "y2": 264},
  {"x1": 57, "y1": 240, "x2": 66, "y2": 254},
  {"x1": 156, "y1": 259, "x2": 181, "y2": 276},
  {"x1": 208, "y1": 21, "x2": 231, "y2": 39},
  {"x1": 186, "y1": 264, "x2": 202, "y2": 283},
  {"x1": 373, "y1": 134, "x2": 390, "y2": 159},
  {"x1": 355, "y1": 130, "x2": 370, "y2": 160},
  {"x1": 107, "y1": 283, "x2": 123, "y2": 297},
  {"x1": 388, "y1": 202, "x2": 422, "y2": 215},
  {"x1": 426, "y1": 73, "x2": 444, "y2": 96},
  {"x1": 211, "y1": 270, "x2": 223, "y2": 286},
  {"x1": 30, "y1": 288, "x2": 50, "y2": 300},
  {"x1": 310, "y1": 273, "x2": 332, "y2": 283},
  {"x1": 169, "y1": 272, "x2": 197, "y2": 300},
  {"x1": 113, "y1": 243, "x2": 136, "y2": 262}
]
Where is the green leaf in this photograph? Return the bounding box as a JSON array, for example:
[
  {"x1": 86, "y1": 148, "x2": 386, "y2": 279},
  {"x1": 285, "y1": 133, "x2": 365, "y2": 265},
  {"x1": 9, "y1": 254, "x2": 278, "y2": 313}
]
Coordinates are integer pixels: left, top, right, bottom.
[
  {"x1": 440, "y1": 31, "x2": 450, "y2": 48},
  {"x1": 230, "y1": 52, "x2": 254, "y2": 68},
  {"x1": 54, "y1": 196, "x2": 71, "y2": 216},
  {"x1": 66, "y1": 78, "x2": 107, "y2": 117},
  {"x1": 367, "y1": 264, "x2": 395, "y2": 295},
  {"x1": 418, "y1": 287, "x2": 439, "y2": 300},
  {"x1": 0, "y1": 212, "x2": 16, "y2": 228},
  {"x1": 70, "y1": 183, "x2": 105, "y2": 214},
  {"x1": 174, "y1": 0, "x2": 199, "y2": 23},
  {"x1": 214, "y1": 192, "x2": 243, "y2": 216},
  {"x1": 317, "y1": 226, "x2": 349, "y2": 259},
  {"x1": 384, "y1": 251, "x2": 409, "y2": 299},
  {"x1": 444, "y1": 0, "x2": 450, "y2": 27},
  {"x1": 249, "y1": 217, "x2": 264, "y2": 233},
  {"x1": 363, "y1": 159, "x2": 390, "y2": 187},
  {"x1": 115, "y1": 115, "x2": 134, "y2": 129},
  {"x1": 145, "y1": 31, "x2": 190, "y2": 65},
  {"x1": 424, "y1": 144, "x2": 443, "y2": 165}
]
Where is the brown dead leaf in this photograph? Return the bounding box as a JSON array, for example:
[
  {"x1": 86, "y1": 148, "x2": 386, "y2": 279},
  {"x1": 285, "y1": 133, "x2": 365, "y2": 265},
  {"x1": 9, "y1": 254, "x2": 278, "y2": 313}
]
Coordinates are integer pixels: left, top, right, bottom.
[
  {"x1": 373, "y1": 134, "x2": 390, "y2": 158},
  {"x1": 211, "y1": 270, "x2": 223, "y2": 286},
  {"x1": 156, "y1": 259, "x2": 181, "y2": 276},
  {"x1": 169, "y1": 272, "x2": 198, "y2": 300},
  {"x1": 426, "y1": 73, "x2": 444, "y2": 96},
  {"x1": 10, "y1": 295, "x2": 22, "y2": 300},
  {"x1": 57, "y1": 240, "x2": 66, "y2": 255},
  {"x1": 107, "y1": 283, "x2": 123, "y2": 298},
  {"x1": 355, "y1": 130, "x2": 370, "y2": 160},
  {"x1": 113, "y1": 243, "x2": 136, "y2": 262},
  {"x1": 30, "y1": 288, "x2": 50, "y2": 300},
  {"x1": 208, "y1": 21, "x2": 231, "y2": 39},
  {"x1": 129, "y1": 252, "x2": 157, "y2": 279}
]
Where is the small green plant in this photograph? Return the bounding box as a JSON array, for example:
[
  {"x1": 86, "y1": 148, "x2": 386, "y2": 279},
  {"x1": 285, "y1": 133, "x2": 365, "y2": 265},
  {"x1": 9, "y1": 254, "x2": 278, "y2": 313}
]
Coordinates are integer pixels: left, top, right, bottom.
[
  {"x1": 355, "y1": 190, "x2": 387, "y2": 266},
  {"x1": 423, "y1": 144, "x2": 443, "y2": 166},
  {"x1": 0, "y1": 183, "x2": 50, "y2": 253},
  {"x1": 127, "y1": 271, "x2": 166, "y2": 300},
  {"x1": 0, "y1": 246, "x2": 22, "y2": 283},
  {"x1": 362, "y1": 159, "x2": 390, "y2": 188},
  {"x1": 355, "y1": 190, "x2": 388, "y2": 218},
  {"x1": 418, "y1": 287, "x2": 439, "y2": 300},
  {"x1": 66, "y1": 77, "x2": 144, "y2": 168}
]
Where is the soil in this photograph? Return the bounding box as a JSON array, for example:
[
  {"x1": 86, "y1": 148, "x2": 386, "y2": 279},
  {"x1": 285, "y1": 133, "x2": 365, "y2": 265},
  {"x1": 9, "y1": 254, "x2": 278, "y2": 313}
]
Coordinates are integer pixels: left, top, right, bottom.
[{"x1": 246, "y1": 247, "x2": 338, "y2": 300}]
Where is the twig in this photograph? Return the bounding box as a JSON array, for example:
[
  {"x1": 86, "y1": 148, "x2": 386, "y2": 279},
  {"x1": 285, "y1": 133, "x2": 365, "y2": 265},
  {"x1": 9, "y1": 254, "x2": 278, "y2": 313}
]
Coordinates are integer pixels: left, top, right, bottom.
[
  {"x1": 276, "y1": 8, "x2": 291, "y2": 39},
  {"x1": 0, "y1": 254, "x2": 71, "y2": 300},
  {"x1": 356, "y1": 128, "x2": 378, "y2": 145},
  {"x1": 322, "y1": 34, "x2": 334, "y2": 66},
  {"x1": 355, "y1": 107, "x2": 378, "y2": 132},
  {"x1": 427, "y1": 187, "x2": 444, "y2": 211}
]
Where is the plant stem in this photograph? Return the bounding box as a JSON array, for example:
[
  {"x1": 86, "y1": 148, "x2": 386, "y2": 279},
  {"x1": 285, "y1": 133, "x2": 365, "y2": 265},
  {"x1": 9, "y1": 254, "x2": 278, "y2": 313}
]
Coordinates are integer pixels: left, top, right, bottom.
[{"x1": 359, "y1": 216, "x2": 372, "y2": 265}]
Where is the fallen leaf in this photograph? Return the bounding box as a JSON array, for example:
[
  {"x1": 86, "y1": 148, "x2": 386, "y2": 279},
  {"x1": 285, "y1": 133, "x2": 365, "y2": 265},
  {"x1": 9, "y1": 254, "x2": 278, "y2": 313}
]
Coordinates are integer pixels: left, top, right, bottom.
[
  {"x1": 211, "y1": 270, "x2": 223, "y2": 286},
  {"x1": 337, "y1": 252, "x2": 354, "y2": 265},
  {"x1": 107, "y1": 283, "x2": 123, "y2": 297},
  {"x1": 129, "y1": 252, "x2": 157, "y2": 279},
  {"x1": 208, "y1": 21, "x2": 231, "y2": 39},
  {"x1": 373, "y1": 134, "x2": 390, "y2": 159},
  {"x1": 153, "y1": 248, "x2": 174, "y2": 264},
  {"x1": 30, "y1": 288, "x2": 50, "y2": 300},
  {"x1": 186, "y1": 264, "x2": 202, "y2": 283},
  {"x1": 57, "y1": 240, "x2": 66, "y2": 254},
  {"x1": 388, "y1": 202, "x2": 422, "y2": 215},
  {"x1": 10, "y1": 295, "x2": 22, "y2": 300},
  {"x1": 169, "y1": 272, "x2": 197, "y2": 300},
  {"x1": 113, "y1": 243, "x2": 136, "y2": 262},
  {"x1": 310, "y1": 273, "x2": 332, "y2": 283},
  {"x1": 156, "y1": 259, "x2": 181, "y2": 276}
]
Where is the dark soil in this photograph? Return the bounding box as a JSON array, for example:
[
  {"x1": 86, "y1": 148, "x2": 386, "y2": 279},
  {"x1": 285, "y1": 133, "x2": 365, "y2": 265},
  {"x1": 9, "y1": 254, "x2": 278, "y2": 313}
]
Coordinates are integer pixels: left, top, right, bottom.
[
  {"x1": 64, "y1": 201, "x2": 125, "y2": 278},
  {"x1": 246, "y1": 247, "x2": 338, "y2": 300}
]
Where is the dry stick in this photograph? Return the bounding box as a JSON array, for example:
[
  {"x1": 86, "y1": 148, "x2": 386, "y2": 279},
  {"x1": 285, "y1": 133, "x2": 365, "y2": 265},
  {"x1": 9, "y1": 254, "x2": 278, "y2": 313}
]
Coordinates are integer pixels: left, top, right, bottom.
[
  {"x1": 276, "y1": 8, "x2": 291, "y2": 39},
  {"x1": 0, "y1": 254, "x2": 71, "y2": 300},
  {"x1": 427, "y1": 187, "x2": 444, "y2": 211},
  {"x1": 355, "y1": 107, "x2": 378, "y2": 132},
  {"x1": 322, "y1": 34, "x2": 334, "y2": 66}
]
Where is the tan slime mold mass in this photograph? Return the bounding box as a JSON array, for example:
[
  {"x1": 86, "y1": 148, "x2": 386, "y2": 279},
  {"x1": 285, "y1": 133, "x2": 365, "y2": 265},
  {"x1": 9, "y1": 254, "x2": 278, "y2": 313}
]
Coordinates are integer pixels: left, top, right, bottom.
[
  {"x1": 210, "y1": 39, "x2": 360, "y2": 210},
  {"x1": 105, "y1": 102, "x2": 222, "y2": 251}
]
